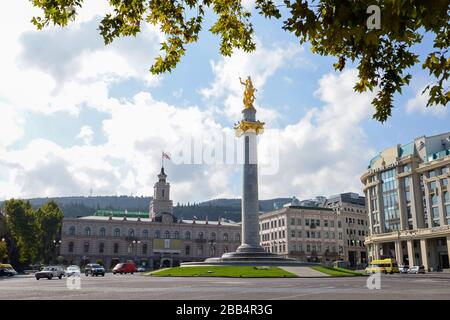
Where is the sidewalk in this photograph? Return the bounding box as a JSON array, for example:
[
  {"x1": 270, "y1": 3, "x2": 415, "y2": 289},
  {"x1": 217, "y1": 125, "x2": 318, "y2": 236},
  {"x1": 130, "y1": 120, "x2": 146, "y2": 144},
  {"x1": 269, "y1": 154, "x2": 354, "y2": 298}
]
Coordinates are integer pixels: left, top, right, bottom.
[{"x1": 280, "y1": 266, "x2": 330, "y2": 277}]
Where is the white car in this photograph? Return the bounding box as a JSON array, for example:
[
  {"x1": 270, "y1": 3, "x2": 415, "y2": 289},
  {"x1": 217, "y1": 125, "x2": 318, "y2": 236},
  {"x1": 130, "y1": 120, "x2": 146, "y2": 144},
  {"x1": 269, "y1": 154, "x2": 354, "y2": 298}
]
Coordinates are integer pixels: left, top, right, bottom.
[
  {"x1": 409, "y1": 265, "x2": 426, "y2": 274},
  {"x1": 65, "y1": 265, "x2": 81, "y2": 277},
  {"x1": 137, "y1": 266, "x2": 146, "y2": 272},
  {"x1": 398, "y1": 265, "x2": 409, "y2": 273}
]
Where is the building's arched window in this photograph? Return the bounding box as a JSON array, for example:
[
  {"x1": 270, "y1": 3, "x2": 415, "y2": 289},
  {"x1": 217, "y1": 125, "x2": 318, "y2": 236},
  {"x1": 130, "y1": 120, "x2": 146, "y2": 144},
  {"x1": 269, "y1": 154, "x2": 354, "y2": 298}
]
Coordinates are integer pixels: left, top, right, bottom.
[
  {"x1": 142, "y1": 230, "x2": 149, "y2": 239},
  {"x1": 235, "y1": 233, "x2": 240, "y2": 241},
  {"x1": 128, "y1": 229, "x2": 135, "y2": 237},
  {"x1": 155, "y1": 230, "x2": 161, "y2": 239},
  {"x1": 198, "y1": 232, "x2": 204, "y2": 240},
  {"x1": 83, "y1": 242, "x2": 90, "y2": 253},
  {"x1": 174, "y1": 231, "x2": 180, "y2": 239},
  {"x1": 99, "y1": 243, "x2": 104, "y2": 254},
  {"x1": 69, "y1": 226, "x2": 76, "y2": 236},
  {"x1": 223, "y1": 233, "x2": 229, "y2": 241},
  {"x1": 127, "y1": 244, "x2": 133, "y2": 254},
  {"x1": 198, "y1": 246, "x2": 203, "y2": 256},
  {"x1": 211, "y1": 232, "x2": 216, "y2": 241},
  {"x1": 185, "y1": 231, "x2": 191, "y2": 240},
  {"x1": 68, "y1": 242, "x2": 74, "y2": 253},
  {"x1": 114, "y1": 228, "x2": 120, "y2": 237},
  {"x1": 185, "y1": 245, "x2": 190, "y2": 256},
  {"x1": 164, "y1": 231, "x2": 170, "y2": 239},
  {"x1": 142, "y1": 244, "x2": 148, "y2": 255},
  {"x1": 113, "y1": 243, "x2": 119, "y2": 254},
  {"x1": 162, "y1": 189, "x2": 165, "y2": 198},
  {"x1": 84, "y1": 227, "x2": 91, "y2": 236},
  {"x1": 99, "y1": 227, "x2": 106, "y2": 237}
]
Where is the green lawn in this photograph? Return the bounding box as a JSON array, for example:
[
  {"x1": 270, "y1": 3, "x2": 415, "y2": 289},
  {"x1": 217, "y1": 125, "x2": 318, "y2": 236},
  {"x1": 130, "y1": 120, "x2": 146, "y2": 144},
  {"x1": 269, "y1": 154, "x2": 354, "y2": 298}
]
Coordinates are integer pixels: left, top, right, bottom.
[
  {"x1": 145, "y1": 266, "x2": 297, "y2": 278},
  {"x1": 311, "y1": 265, "x2": 365, "y2": 277}
]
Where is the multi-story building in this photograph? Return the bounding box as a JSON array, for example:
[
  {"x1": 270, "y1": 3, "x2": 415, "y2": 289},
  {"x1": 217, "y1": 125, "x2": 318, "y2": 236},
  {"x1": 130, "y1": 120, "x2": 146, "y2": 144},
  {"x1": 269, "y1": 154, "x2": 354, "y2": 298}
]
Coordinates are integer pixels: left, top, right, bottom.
[
  {"x1": 259, "y1": 193, "x2": 368, "y2": 267},
  {"x1": 324, "y1": 193, "x2": 368, "y2": 267},
  {"x1": 259, "y1": 205, "x2": 345, "y2": 264},
  {"x1": 361, "y1": 132, "x2": 450, "y2": 271},
  {"x1": 60, "y1": 168, "x2": 241, "y2": 269}
]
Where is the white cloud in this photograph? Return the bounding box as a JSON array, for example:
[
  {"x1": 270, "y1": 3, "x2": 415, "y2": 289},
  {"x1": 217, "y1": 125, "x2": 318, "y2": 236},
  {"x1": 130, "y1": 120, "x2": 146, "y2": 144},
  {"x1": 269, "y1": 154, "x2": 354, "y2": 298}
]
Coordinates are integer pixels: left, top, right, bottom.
[
  {"x1": 0, "y1": 5, "x2": 164, "y2": 118},
  {"x1": 77, "y1": 126, "x2": 94, "y2": 145},
  {"x1": 406, "y1": 86, "x2": 448, "y2": 116},
  {"x1": 259, "y1": 69, "x2": 376, "y2": 199},
  {"x1": 0, "y1": 92, "x2": 235, "y2": 202},
  {"x1": 0, "y1": 103, "x2": 24, "y2": 148}
]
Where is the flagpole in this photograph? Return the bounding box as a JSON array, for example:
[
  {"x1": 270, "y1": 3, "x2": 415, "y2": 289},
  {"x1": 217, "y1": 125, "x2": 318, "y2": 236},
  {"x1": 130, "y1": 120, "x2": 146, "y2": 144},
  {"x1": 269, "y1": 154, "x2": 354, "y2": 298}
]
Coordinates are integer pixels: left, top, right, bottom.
[{"x1": 161, "y1": 152, "x2": 164, "y2": 169}]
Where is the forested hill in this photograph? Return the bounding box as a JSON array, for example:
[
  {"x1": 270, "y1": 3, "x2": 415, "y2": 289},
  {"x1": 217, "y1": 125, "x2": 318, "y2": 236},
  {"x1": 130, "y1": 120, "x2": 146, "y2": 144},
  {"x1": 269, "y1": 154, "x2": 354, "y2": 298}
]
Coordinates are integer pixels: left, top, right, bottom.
[{"x1": 0, "y1": 196, "x2": 293, "y2": 222}]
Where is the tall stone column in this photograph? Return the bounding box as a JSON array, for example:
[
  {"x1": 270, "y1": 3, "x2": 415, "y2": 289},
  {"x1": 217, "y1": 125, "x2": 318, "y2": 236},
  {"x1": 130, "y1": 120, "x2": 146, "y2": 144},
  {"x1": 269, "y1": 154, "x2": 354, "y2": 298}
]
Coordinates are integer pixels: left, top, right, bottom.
[
  {"x1": 373, "y1": 243, "x2": 381, "y2": 260},
  {"x1": 183, "y1": 76, "x2": 298, "y2": 266},
  {"x1": 420, "y1": 239, "x2": 430, "y2": 271},
  {"x1": 406, "y1": 240, "x2": 415, "y2": 267},
  {"x1": 394, "y1": 240, "x2": 403, "y2": 264},
  {"x1": 236, "y1": 107, "x2": 265, "y2": 253}
]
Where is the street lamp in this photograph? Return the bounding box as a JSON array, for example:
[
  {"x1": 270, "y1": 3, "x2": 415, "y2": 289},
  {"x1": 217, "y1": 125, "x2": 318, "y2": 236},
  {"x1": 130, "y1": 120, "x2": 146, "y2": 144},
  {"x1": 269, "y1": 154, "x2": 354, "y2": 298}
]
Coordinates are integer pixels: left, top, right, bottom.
[
  {"x1": 132, "y1": 240, "x2": 141, "y2": 264},
  {"x1": 53, "y1": 240, "x2": 62, "y2": 263}
]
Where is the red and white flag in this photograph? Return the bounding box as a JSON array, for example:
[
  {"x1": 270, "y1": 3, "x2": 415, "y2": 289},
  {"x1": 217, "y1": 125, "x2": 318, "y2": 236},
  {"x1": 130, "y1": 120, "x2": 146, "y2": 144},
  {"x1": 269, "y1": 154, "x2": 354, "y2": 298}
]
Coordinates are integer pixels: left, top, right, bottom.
[{"x1": 162, "y1": 152, "x2": 171, "y2": 160}]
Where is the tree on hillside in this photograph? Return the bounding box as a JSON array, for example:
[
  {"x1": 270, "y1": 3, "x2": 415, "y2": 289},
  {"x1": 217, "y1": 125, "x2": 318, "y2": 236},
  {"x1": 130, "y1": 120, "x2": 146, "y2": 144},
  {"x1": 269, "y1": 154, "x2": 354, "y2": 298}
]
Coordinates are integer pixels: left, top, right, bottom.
[
  {"x1": 35, "y1": 201, "x2": 64, "y2": 264},
  {"x1": 29, "y1": 0, "x2": 449, "y2": 122}
]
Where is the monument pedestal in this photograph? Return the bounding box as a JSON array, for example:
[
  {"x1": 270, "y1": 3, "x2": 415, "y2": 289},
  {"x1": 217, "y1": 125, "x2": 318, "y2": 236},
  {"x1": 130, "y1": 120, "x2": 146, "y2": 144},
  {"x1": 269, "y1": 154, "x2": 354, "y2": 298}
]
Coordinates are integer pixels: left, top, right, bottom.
[{"x1": 181, "y1": 251, "x2": 314, "y2": 267}]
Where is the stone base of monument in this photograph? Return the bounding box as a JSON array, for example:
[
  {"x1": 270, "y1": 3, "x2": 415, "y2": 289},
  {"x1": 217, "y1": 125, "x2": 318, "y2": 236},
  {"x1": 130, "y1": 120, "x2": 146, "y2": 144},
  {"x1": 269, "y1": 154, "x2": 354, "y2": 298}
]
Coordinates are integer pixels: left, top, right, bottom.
[{"x1": 180, "y1": 251, "x2": 317, "y2": 267}]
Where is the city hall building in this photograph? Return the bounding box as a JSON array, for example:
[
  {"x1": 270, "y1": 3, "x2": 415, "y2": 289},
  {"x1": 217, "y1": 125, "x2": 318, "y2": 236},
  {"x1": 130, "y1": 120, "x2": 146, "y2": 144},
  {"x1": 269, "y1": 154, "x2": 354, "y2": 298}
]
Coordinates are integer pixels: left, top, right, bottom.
[
  {"x1": 259, "y1": 193, "x2": 368, "y2": 268},
  {"x1": 362, "y1": 132, "x2": 450, "y2": 271},
  {"x1": 60, "y1": 168, "x2": 241, "y2": 269}
]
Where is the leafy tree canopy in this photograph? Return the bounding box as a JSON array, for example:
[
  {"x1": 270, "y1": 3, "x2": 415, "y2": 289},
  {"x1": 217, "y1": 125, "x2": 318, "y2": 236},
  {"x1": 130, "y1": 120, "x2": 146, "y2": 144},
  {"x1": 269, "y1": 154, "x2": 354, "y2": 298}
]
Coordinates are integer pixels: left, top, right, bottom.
[
  {"x1": 0, "y1": 241, "x2": 8, "y2": 263},
  {"x1": 3, "y1": 199, "x2": 63, "y2": 266},
  {"x1": 30, "y1": 0, "x2": 449, "y2": 122}
]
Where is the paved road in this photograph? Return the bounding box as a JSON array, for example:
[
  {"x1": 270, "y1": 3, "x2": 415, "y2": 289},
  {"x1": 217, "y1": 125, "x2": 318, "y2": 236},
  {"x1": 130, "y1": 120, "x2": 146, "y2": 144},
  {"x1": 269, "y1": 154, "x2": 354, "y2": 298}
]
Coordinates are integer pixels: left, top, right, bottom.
[{"x1": 1, "y1": 273, "x2": 450, "y2": 300}]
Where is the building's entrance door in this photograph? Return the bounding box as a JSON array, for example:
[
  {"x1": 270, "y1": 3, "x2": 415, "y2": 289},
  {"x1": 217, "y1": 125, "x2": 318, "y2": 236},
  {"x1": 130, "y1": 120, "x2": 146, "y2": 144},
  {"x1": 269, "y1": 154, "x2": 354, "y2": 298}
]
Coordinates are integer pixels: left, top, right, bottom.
[
  {"x1": 348, "y1": 251, "x2": 356, "y2": 268},
  {"x1": 161, "y1": 259, "x2": 171, "y2": 268},
  {"x1": 440, "y1": 254, "x2": 449, "y2": 269}
]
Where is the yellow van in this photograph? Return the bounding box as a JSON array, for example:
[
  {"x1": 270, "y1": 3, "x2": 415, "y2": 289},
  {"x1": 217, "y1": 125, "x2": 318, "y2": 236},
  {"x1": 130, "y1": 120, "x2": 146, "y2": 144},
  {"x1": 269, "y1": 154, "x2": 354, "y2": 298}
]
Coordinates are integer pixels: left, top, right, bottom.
[{"x1": 365, "y1": 259, "x2": 399, "y2": 274}]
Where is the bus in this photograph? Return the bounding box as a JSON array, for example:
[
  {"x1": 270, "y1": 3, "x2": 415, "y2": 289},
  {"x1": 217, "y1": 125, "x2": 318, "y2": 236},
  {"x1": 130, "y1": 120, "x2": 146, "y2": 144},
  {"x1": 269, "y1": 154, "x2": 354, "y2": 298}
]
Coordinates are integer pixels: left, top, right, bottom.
[{"x1": 365, "y1": 258, "x2": 399, "y2": 274}]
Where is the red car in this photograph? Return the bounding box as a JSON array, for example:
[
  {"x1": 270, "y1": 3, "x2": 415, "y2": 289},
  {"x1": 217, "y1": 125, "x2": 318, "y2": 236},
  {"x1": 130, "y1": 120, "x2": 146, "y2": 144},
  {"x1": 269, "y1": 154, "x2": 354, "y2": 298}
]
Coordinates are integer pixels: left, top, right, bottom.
[{"x1": 112, "y1": 262, "x2": 137, "y2": 275}]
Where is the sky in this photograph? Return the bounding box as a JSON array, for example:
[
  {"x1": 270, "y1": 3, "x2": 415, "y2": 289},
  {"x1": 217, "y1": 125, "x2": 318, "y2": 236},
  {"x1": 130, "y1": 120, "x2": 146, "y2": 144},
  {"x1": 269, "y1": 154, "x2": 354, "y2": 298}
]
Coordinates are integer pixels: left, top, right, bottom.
[{"x1": 0, "y1": 1, "x2": 449, "y2": 203}]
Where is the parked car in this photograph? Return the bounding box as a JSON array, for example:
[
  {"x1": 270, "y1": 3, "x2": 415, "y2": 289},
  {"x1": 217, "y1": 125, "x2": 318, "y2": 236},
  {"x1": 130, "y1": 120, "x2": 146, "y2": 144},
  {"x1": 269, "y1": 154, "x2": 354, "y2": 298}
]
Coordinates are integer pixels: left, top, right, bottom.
[
  {"x1": 0, "y1": 264, "x2": 17, "y2": 277},
  {"x1": 84, "y1": 263, "x2": 105, "y2": 277},
  {"x1": 409, "y1": 265, "x2": 426, "y2": 274},
  {"x1": 113, "y1": 262, "x2": 137, "y2": 275},
  {"x1": 65, "y1": 265, "x2": 81, "y2": 277},
  {"x1": 35, "y1": 266, "x2": 65, "y2": 280},
  {"x1": 137, "y1": 266, "x2": 146, "y2": 272},
  {"x1": 399, "y1": 265, "x2": 409, "y2": 273}
]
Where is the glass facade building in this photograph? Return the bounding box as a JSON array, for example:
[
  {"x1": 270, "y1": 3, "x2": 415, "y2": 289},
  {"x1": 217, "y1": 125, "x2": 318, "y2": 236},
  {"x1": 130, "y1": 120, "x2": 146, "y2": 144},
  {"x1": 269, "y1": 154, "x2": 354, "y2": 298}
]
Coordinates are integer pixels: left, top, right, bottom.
[{"x1": 361, "y1": 132, "x2": 450, "y2": 271}]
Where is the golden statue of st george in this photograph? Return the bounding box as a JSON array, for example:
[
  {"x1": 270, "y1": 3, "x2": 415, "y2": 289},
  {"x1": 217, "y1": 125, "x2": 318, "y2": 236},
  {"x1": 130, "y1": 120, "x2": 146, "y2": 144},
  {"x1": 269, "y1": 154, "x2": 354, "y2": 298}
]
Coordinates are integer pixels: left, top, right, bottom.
[{"x1": 239, "y1": 76, "x2": 257, "y2": 109}]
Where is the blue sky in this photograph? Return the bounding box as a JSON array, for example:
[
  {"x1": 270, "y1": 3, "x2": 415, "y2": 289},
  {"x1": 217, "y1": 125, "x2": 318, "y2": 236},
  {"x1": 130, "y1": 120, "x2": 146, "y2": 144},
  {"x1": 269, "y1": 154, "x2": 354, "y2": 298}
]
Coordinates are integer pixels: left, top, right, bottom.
[{"x1": 0, "y1": 1, "x2": 448, "y2": 203}]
